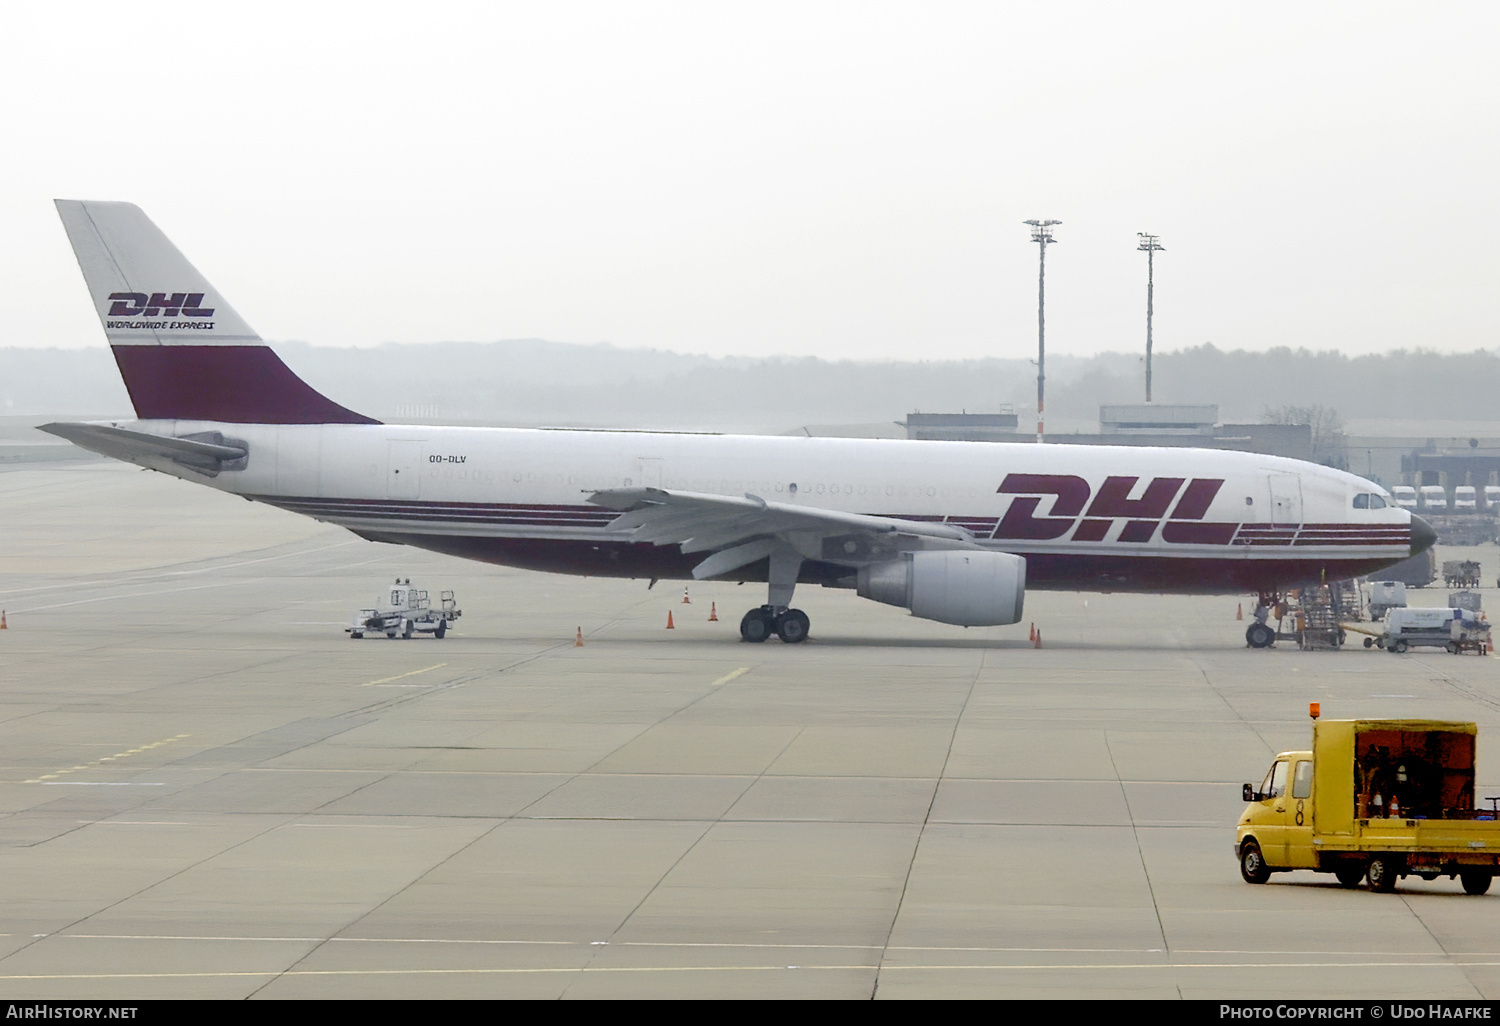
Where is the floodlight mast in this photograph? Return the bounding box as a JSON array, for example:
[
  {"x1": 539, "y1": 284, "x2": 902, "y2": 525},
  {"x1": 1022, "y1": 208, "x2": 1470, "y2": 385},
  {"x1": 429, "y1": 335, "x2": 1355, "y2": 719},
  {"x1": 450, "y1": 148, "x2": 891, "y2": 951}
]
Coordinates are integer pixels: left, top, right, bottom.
[
  {"x1": 1137, "y1": 233, "x2": 1164, "y2": 403},
  {"x1": 1024, "y1": 219, "x2": 1060, "y2": 443}
]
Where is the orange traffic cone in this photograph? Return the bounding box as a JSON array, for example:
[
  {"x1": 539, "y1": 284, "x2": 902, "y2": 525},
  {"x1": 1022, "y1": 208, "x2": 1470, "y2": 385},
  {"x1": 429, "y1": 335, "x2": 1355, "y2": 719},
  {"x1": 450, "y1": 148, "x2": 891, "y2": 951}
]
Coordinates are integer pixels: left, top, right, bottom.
[
  {"x1": 1, "y1": 610, "x2": 7, "y2": 629},
  {"x1": 1029, "y1": 622, "x2": 1036, "y2": 643},
  {"x1": 1236, "y1": 603, "x2": 1244, "y2": 621},
  {"x1": 666, "y1": 611, "x2": 675, "y2": 629},
  {"x1": 574, "y1": 626, "x2": 584, "y2": 647},
  {"x1": 1033, "y1": 628, "x2": 1042, "y2": 649},
  {"x1": 682, "y1": 587, "x2": 691, "y2": 604},
  {"x1": 708, "y1": 602, "x2": 718, "y2": 622}
]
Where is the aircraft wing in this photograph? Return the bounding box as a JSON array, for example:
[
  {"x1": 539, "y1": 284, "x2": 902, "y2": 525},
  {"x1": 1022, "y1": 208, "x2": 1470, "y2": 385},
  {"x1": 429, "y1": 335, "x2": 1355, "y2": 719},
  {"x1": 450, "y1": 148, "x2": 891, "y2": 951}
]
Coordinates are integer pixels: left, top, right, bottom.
[
  {"x1": 587, "y1": 486, "x2": 974, "y2": 579},
  {"x1": 38, "y1": 422, "x2": 248, "y2": 476}
]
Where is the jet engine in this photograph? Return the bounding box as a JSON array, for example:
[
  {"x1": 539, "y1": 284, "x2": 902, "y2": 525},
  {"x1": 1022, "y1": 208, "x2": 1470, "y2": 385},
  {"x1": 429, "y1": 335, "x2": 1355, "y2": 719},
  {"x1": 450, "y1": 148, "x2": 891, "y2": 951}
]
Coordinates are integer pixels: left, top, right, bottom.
[{"x1": 856, "y1": 550, "x2": 1026, "y2": 626}]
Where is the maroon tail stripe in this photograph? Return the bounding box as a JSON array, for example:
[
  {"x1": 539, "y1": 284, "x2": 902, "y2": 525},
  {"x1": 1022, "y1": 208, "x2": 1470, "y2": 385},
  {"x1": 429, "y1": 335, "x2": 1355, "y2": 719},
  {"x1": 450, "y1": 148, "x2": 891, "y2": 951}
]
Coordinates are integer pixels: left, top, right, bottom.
[{"x1": 112, "y1": 345, "x2": 379, "y2": 424}]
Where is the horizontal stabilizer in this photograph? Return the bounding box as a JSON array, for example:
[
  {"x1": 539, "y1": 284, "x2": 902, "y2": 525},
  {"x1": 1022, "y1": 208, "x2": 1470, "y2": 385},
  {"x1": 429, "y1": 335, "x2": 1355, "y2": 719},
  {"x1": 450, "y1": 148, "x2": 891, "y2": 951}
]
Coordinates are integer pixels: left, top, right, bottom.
[{"x1": 39, "y1": 422, "x2": 248, "y2": 476}]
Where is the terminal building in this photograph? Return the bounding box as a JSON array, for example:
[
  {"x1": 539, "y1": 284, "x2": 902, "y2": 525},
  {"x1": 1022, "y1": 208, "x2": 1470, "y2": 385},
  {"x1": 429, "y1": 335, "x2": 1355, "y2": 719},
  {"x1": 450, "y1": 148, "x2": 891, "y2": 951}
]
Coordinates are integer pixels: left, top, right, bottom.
[{"x1": 902, "y1": 404, "x2": 1314, "y2": 462}]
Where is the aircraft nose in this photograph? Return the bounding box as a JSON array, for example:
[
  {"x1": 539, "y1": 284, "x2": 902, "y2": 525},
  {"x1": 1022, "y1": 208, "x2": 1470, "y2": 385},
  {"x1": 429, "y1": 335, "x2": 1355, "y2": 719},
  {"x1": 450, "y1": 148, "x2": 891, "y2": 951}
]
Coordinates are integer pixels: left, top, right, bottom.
[{"x1": 1409, "y1": 514, "x2": 1437, "y2": 556}]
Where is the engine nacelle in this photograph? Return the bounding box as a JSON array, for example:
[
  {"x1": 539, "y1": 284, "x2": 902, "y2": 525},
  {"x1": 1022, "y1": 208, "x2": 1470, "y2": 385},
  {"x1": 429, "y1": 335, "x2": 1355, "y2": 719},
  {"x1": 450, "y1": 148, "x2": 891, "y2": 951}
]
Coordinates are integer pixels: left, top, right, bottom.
[{"x1": 856, "y1": 550, "x2": 1026, "y2": 626}]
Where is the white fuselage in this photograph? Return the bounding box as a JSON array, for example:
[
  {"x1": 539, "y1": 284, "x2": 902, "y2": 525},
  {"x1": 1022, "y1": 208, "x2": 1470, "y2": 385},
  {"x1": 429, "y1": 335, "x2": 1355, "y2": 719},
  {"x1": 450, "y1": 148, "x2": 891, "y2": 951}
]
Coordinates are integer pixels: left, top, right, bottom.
[{"x1": 112, "y1": 419, "x2": 1415, "y2": 595}]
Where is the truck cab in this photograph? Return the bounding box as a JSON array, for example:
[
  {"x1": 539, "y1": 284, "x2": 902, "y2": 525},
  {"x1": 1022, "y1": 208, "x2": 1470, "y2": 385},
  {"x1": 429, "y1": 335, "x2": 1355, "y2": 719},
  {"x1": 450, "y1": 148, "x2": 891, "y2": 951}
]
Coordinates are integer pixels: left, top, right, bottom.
[
  {"x1": 1239, "y1": 751, "x2": 1318, "y2": 876},
  {"x1": 1392, "y1": 486, "x2": 1418, "y2": 510}
]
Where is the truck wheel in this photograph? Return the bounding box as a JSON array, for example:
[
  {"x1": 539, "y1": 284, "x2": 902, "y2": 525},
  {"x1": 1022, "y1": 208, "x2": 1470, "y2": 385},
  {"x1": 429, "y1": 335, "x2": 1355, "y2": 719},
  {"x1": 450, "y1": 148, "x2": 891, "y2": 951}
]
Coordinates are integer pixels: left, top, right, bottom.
[
  {"x1": 1367, "y1": 856, "x2": 1399, "y2": 892},
  {"x1": 1335, "y1": 864, "x2": 1366, "y2": 888},
  {"x1": 350, "y1": 632, "x2": 362, "y2": 640},
  {"x1": 1364, "y1": 637, "x2": 1374, "y2": 649},
  {"x1": 1447, "y1": 642, "x2": 1460, "y2": 655},
  {"x1": 1461, "y1": 870, "x2": 1493, "y2": 895},
  {"x1": 1240, "y1": 841, "x2": 1271, "y2": 884},
  {"x1": 1393, "y1": 640, "x2": 1408, "y2": 654},
  {"x1": 435, "y1": 622, "x2": 446, "y2": 639},
  {"x1": 402, "y1": 619, "x2": 414, "y2": 639}
]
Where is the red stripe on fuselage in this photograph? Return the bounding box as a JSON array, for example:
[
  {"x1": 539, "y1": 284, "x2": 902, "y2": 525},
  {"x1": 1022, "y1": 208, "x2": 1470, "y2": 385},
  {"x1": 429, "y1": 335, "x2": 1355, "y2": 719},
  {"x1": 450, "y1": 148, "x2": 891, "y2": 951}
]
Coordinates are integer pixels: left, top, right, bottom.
[{"x1": 358, "y1": 532, "x2": 1409, "y2": 595}]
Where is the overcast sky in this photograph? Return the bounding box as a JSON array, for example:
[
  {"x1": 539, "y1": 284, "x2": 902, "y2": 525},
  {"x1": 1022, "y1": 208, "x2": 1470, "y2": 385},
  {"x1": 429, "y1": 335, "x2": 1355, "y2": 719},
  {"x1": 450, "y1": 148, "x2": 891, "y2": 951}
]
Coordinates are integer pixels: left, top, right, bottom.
[{"x1": 3, "y1": 2, "x2": 1496, "y2": 361}]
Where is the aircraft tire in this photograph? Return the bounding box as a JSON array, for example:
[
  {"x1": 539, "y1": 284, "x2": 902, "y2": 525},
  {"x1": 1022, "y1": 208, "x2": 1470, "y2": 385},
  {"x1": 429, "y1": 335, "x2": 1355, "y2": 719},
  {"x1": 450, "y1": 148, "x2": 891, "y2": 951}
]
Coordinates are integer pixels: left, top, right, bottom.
[
  {"x1": 775, "y1": 609, "x2": 810, "y2": 644},
  {"x1": 1245, "y1": 624, "x2": 1275, "y2": 649},
  {"x1": 740, "y1": 609, "x2": 773, "y2": 643}
]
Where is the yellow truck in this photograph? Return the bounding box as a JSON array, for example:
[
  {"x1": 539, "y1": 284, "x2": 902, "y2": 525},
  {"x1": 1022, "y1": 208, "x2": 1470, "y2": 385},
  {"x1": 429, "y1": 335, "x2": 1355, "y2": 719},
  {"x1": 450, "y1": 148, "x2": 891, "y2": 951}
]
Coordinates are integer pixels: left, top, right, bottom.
[{"x1": 1236, "y1": 715, "x2": 1500, "y2": 893}]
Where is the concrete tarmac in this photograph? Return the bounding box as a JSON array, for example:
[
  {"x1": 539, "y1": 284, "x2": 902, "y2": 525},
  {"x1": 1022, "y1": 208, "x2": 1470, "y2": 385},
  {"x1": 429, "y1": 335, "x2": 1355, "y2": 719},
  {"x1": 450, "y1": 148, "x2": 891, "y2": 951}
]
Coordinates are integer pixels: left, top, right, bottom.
[{"x1": 4, "y1": 462, "x2": 1500, "y2": 999}]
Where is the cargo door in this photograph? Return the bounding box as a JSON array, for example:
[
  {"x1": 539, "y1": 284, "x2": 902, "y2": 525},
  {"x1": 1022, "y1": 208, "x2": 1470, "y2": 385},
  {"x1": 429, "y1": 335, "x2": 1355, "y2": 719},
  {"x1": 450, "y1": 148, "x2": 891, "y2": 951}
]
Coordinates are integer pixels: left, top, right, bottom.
[{"x1": 1269, "y1": 473, "x2": 1303, "y2": 526}]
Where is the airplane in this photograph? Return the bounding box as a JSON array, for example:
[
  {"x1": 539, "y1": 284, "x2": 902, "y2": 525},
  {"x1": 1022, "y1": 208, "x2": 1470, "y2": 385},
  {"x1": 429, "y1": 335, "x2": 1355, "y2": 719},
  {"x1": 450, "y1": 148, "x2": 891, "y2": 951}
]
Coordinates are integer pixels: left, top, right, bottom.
[{"x1": 42, "y1": 200, "x2": 1435, "y2": 645}]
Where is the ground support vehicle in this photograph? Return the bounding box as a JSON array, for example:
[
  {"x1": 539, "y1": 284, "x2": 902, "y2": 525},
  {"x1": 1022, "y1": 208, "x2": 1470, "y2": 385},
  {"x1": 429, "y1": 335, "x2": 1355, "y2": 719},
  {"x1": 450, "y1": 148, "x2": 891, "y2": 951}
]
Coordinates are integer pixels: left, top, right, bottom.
[
  {"x1": 1367, "y1": 581, "x2": 1406, "y2": 621},
  {"x1": 1444, "y1": 560, "x2": 1481, "y2": 588},
  {"x1": 1237, "y1": 717, "x2": 1500, "y2": 893},
  {"x1": 1244, "y1": 581, "x2": 1360, "y2": 650},
  {"x1": 1450, "y1": 590, "x2": 1483, "y2": 613},
  {"x1": 1379, "y1": 606, "x2": 1490, "y2": 654},
  {"x1": 347, "y1": 578, "x2": 462, "y2": 640}
]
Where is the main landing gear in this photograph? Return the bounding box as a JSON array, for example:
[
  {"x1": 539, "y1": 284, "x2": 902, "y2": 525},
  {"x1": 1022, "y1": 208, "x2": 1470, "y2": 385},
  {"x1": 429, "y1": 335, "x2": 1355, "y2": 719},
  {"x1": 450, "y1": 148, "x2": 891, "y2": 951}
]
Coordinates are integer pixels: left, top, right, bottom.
[
  {"x1": 738, "y1": 542, "x2": 810, "y2": 644},
  {"x1": 740, "y1": 606, "x2": 810, "y2": 644}
]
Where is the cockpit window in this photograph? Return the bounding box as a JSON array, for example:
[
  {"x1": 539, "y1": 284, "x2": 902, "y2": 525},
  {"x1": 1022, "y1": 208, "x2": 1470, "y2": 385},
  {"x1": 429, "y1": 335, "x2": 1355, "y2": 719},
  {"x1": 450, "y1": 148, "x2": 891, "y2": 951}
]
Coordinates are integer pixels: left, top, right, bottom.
[{"x1": 1353, "y1": 493, "x2": 1386, "y2": 510}]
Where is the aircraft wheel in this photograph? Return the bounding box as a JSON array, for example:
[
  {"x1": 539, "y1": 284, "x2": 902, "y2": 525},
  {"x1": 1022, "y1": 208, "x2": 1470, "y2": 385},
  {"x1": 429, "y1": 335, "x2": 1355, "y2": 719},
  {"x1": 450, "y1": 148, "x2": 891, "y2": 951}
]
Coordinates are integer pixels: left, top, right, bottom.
[
  {"x1": 1245, "y1": 624, "x2": 1275, "y2": 649},
  {"x1": 1335, "y1": 863, "x2": 1366, "y2": 888},
  {"x1": 1367, "y1": 855, "x2": 1400, "y2": 892},
  {"x1": 1240, "y1": 841, "x2": 1270, "y2": 884},
  {"x1": 740, "y1": 608, "x2": 773, "y2": 643},
  {"x1": 1461, "y1": 870, "x2": 1493, "y2": 895},
  {"x1": 775, "y1": 609, "x2": 810, "y2": 644}
]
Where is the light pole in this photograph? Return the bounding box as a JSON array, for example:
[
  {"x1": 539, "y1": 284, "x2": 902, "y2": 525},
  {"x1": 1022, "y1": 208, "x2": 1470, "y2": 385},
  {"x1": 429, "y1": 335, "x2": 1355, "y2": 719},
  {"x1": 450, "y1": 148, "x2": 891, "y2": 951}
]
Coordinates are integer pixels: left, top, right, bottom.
[
  {"x1": 1025, "y1": 219, "x2": 1060, "y2": 443},
  {"x1": 1137, "y1": 233, "x2": 1164, "y2": 403}
]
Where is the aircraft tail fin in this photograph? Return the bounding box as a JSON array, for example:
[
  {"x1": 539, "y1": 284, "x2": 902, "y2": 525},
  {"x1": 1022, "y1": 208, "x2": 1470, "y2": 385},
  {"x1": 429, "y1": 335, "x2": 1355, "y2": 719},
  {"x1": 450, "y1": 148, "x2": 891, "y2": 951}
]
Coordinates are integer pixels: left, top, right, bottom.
[{"x1": 54, "y1": 200, "x2": 378, "y2": 425}]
